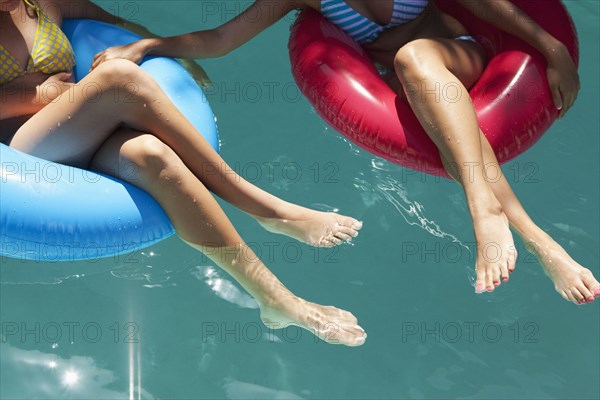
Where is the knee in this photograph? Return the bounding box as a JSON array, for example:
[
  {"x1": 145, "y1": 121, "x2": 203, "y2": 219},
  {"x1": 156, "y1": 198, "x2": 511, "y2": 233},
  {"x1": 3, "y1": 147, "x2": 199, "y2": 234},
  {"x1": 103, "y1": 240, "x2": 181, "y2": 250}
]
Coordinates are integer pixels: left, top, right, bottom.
[
  {"x1": 123, "y1": 135, "x2": 181, "y2": 179},
  {"x1": 92, "y1": 59, "x2": 156, "y2": 92},
  {"x1": 394, "y1": 39, "x2": 438, "y2": 83}
]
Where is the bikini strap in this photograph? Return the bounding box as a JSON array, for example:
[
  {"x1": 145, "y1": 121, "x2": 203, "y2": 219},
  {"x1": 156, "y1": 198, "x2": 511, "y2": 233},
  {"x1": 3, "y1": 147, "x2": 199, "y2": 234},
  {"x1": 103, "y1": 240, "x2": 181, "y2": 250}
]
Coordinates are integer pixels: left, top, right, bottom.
[
  {"x1": 23, "y1": 0, "x2": 39, "y2": 11},
  {"x1": 23, "y1": 0, "x2": 43, "y2": 19}
]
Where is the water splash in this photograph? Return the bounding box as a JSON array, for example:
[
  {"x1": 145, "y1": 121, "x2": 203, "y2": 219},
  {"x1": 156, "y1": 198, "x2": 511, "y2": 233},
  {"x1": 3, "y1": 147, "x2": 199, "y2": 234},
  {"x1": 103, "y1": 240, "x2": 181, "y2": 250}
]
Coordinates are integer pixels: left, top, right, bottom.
[
  {"x1": 192, "y1": 266, "x2": 258, "y2": 309},
  {"x1": 355, "y1": 164, "x2": 469, "y2": 246},
  {"x1": 354, "y1": 161, "x2": 476, "y2": 286}
]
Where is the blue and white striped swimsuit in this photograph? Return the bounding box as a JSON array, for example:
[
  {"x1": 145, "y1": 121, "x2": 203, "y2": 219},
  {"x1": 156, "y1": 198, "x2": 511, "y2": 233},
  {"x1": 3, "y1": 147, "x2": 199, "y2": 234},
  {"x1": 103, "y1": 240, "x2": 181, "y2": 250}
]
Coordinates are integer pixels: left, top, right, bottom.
[{"x1": 320, "y1": 0, "x2": 429, "y2": 44}]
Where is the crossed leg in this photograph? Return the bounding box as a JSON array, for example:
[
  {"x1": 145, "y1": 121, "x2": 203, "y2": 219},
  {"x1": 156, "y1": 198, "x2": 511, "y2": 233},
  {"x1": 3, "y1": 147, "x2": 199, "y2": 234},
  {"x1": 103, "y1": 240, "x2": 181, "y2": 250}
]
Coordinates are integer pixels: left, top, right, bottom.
[
  {"x1": 9, "y1": 60, "x2": 367, "y2": 344},
  {"x1": 10, "y1": 59, "x2": 362, "y2": 248},
  {"x1": 88, "y1": 129, "x2": 366, "y2": 345}
]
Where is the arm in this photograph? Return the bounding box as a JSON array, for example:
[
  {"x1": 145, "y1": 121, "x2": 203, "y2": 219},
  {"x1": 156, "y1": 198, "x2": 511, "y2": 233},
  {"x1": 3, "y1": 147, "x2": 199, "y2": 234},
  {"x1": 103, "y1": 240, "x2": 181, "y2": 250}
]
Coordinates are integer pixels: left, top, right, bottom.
[
  {"x1": 146, "y1": 0, "x2": 298, "y2": 58},
  {"x1": 452, "y1": 0, "x2": 580, "y2": 117},
  {"x1": 0, "y1": 72, "x2": 73, "y2": 120},
  {"x1": 91, "y1": 0, "x2": 300, "y2": 67}
]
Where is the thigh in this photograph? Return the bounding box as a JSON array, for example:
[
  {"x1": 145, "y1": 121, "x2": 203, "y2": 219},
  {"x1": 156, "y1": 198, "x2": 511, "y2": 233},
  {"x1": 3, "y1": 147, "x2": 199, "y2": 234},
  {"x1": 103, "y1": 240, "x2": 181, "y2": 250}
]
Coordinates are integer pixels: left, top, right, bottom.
[
  {"x1": 8, "y1": 62, "x2": 135, "y2": 168},
  {"x1": 418, "y1": 37, "x2": 487, "y2": 88},
  {"x1": 390, "y1": 37, "x2": 487, "y2": 94}
]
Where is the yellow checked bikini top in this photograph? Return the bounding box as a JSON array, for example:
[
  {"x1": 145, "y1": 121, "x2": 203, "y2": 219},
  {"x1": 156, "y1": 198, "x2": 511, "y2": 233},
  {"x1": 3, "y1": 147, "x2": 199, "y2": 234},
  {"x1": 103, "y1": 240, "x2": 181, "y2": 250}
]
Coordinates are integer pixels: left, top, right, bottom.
[{"x1": 0, "y1": 0, "x2": 75, "y2": 85}]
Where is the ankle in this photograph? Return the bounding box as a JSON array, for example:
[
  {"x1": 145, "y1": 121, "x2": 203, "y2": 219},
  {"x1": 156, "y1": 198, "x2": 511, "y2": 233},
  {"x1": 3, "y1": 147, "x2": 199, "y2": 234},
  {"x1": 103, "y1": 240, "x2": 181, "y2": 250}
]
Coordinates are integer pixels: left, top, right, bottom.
[
  {"x1": 256, "y1": 289, "x2": 299, "y2": 309},
  {"x1": 467, "y1": 193, "x2": 503, "y2": 218},
  {"x1": 254, "y1": 201, "x2": 297, "y2": 221}
]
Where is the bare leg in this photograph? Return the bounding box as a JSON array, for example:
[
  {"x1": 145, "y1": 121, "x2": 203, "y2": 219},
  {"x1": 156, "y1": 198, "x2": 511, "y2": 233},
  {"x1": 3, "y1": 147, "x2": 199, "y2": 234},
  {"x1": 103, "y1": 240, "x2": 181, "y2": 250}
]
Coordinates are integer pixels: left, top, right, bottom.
[
  {"x1": 477, "y1": 133, "x2": 600, "y2": 304},
  {"x1": 87, "y1": 128, "x2": 366, "y2": 346},
  {"x1": 394, "y1": 38, "x2": 516, "y2": 293},
  {"x1": 9, "y1": 60, "x2": 361, "y2": 246}
]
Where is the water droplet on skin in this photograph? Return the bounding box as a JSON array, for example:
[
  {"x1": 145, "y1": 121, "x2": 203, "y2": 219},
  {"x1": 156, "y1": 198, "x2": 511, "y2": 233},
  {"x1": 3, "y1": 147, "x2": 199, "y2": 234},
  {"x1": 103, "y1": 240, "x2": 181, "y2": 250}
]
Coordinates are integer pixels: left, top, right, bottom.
[
  {"x1": 143, "y1": 104, "x2": 147, "y2": 108},
  {"x1": 457, "y1": 140, "x2": 462, "y2": 144},
  {"x1": 68, "y1": 115, "x2": 71, "y2": 120},
  {"x1": 57, "y1": 122, "x2": 61, "y2": 127}
]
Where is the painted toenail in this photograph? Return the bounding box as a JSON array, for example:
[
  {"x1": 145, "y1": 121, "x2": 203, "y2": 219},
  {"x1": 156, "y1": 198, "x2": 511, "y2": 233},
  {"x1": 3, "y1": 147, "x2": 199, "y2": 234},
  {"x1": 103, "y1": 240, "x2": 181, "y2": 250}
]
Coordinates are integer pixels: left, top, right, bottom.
[
  {"x1": 487, "y1": 286, "x2": 494, "y2": 292},
  {"x1": 475, "y1": 283, "x2": 484, "y2": 292},
  {"x1": 588, "y1": 297, "x2": 594, "y2": 302},
  {"x1": 502, "y1": 277, "x2": 508, "y2": 282},
  {"x1": 581, "y1": 298, "x2": 586, "y2": 303},
  {"x1": 594, "y1": 288, "x2": 600, "y2": 296},
  {"x1": 494, "y1": 282, "x2": 500, "y2": 286}
]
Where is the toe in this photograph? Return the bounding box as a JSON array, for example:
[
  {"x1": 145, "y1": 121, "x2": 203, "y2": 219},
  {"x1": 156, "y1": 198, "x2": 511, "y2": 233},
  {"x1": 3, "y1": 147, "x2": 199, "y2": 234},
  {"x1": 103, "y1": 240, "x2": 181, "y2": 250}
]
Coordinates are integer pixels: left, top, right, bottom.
[
  {"x1": 569, "y1": 287, "x2": 585, "y2": 304},
  {"x1": 334, "y1": 231, "x2": 354, "y2": 243},
  {"x1": 342, "y1": 324, "x2": 366, "y2": 337},
  {"x1": 338, "y1": 325, "x2": 367, "y2": 347},
  {"x1": 576, "y1": 284, "x2": 594, "y2": 304},
  {"x1": 581, "y1": 270, "x2": 600, "y2": 298},
  {"x1": 325, "y1": 237, "x2": 344, "y2": 247},
  {"x1": 565, "y1": 290, "x2": 579, "y2": 304},
  {"x1": 338, "y1": 225, "x2": 359, "y2": 238},
  {"x1": 508, "y1": 246, "x2": 517, "y2": 273},
  {"x1": 500, "y1": 260, "x2": 510, "y2": 283},
  {"x1": 352, "y1": 335, "x2": 367, "y2": 346},
  {"x1": 493, "y1": 265, "x2": 502, "y2": 287},
  {"x1": 316, "y1": 238, "x2": 336, "y2": 248},
  {"x1": 338, "y1": 216, "x2": 363, "y2": 230},
  {"x1": 485, "y1": 269, "x2": 495, "y2": 292},
  {"x1": 475, "y1": 268, "x2": 486, "y2": 294}
]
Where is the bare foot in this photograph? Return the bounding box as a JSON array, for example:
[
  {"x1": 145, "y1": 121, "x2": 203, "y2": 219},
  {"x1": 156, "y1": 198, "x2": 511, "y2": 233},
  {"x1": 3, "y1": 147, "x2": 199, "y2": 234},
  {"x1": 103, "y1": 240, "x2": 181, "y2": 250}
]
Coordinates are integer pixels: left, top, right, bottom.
[
  {"x1": 257, "y1": 292, "x2": 367, "y2": 347},
  {"x1": 528, "y1": 240, "x2": 600, "y2": 305},
  {"x1": 254, "y1": 206, "x2": 363, "y2": 247},
  {"x1": 472, "y1": 203, "x2": 517, "y2": 293}
]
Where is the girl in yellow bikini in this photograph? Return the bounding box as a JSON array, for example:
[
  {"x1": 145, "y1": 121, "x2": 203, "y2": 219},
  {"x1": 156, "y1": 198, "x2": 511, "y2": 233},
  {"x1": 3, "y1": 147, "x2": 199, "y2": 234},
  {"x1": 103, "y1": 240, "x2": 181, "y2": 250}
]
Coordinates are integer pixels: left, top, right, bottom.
[
  {"x1": 0, "y1": 0, "x2": 367, "y2": 346},
  {"x1": 0, "y1": 0, "x2": 75, "y2": 84}
]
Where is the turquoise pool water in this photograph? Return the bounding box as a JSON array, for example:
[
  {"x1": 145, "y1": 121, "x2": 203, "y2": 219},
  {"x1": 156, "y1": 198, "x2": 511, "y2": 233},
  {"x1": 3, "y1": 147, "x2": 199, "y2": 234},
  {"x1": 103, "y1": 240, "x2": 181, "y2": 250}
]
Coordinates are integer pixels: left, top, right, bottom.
[{"x1": 1, "y1": 1, "x2": 598, "y2": 398}]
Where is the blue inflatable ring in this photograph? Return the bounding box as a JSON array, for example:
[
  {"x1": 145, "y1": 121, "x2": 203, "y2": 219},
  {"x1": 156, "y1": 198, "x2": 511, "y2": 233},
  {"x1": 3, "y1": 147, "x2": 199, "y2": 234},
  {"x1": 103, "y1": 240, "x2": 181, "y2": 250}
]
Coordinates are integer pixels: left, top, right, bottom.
[{"x1": 0, "y1": 20, "x2": 219, "y2": 262}]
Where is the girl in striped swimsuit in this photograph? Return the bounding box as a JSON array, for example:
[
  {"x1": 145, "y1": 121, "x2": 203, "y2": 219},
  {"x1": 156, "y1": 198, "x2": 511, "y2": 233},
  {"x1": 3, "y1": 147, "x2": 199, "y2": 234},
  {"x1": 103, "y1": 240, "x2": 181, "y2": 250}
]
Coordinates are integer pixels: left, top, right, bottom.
[{"x1": 93, "y1": 0, "x2": 598, "y2": 306}]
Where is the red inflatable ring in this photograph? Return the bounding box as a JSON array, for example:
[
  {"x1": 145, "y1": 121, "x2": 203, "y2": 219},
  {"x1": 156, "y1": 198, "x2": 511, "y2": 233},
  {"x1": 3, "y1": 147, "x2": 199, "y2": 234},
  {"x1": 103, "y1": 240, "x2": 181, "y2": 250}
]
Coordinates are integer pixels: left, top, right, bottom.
[{"x1": 289, "y1": 0, "x2": 578, "y2": 176}]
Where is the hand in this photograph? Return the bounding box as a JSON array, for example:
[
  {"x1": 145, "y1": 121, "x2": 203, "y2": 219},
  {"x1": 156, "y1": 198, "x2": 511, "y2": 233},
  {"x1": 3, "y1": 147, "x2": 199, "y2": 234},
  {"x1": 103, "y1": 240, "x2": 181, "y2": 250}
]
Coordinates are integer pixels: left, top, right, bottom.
[
  {"x1": 545, "y1": 43, "x2": 580, "y2": 119},
  {"x1": 36, "y1": 72, "x2": 75, "y2": 105},
  {"x1": 91, "y1": 42, "x2": 147, "y2": 70}
]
